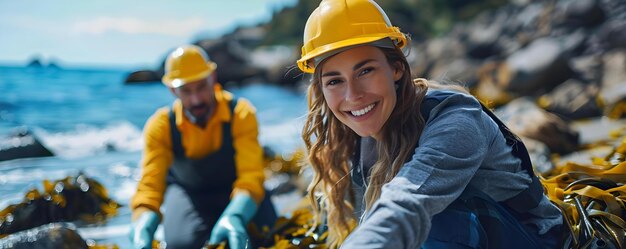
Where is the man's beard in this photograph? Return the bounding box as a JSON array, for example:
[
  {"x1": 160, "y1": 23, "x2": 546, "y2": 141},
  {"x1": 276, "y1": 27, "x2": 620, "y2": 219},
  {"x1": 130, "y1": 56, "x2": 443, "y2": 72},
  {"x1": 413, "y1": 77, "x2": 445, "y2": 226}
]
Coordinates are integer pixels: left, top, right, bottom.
[{"x1": 185, "y1": 103, "x2": 210, "y2": 127}]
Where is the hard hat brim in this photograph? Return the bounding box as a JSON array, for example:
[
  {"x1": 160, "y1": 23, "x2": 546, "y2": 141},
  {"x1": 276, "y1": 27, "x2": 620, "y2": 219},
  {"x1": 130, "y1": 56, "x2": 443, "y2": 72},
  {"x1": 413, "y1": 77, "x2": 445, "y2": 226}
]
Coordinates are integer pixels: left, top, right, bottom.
[
  {"x1": 162, "y1": 62, "x2": 217, "y2": 88},
  {"x1": 297, "y1": 34, "x2": 405, "y2": 74}
]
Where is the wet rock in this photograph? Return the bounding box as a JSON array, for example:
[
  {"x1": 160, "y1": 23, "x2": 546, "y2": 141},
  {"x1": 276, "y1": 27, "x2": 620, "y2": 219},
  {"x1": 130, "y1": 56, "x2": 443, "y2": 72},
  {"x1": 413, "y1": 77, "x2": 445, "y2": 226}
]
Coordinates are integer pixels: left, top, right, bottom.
[
  {"x1": 519, "y1": 137, "x2": 554, "y2": 175},
  {"x1": 407, "y1": 43, "x2": 430, "y2": 78},
  {"x1": 560, "y1": 29, "x2": 589, "y2": 56},
  {"x1": 538, "y1": 79, "x2": 603, "y2": 119},
  {"x1": 600, "y1": 49, "x2": 626, "y2": 118},
  {"x1": 195, "y1": 28, "x2": 268, "y2": 85},
  {"x1": 513, "y1": 2, "x2": 546, "y2": 33},
  {"x1": 562, "y1": 0, "x2": 606, "y2": 27},
  {"x1": 0, "y1": 127, "x2": 53, "y2": 162},
  {"x1": 249, "y1": 45, "x2": 301, "y2": 86},
  {"x1": 601, "y1": 49, "x2": 626, "y2": 88},
  {"x1": 474, "y1": 62, "x2": 514, "y2": 108},
  {"x1": 598, "y1": 20, "x2": 626, "y2": 50},
  {"x1": 27, "y1": 58, "x2": 44, "y2": 68},
  {"x1": 569, "y1": 54, "x2": 602, "y2": 83},
  {"x1": 429, "y1": 58, "x2": 479, "y2": 87},
  {"x1": 496, "y1": 97, "x2": 580, "y2": 154},
  {"x1": 497, "y1": 38, "x2": 573, "y2": 95},
  {"x1": 601, "y1": 83, "x2": 626, "y2": 119},
  {"x1": 423, "y1": 37, "x2": 471, "y2": 83},
  {"x1": 425, "y1": 37, "x2": 466, "y2": 62},
  {"x1": 0, "y1": 174, "x2": 120, "y2": 235},
  {"x1": 464, "y1": 11, "x2": 505, "y2": 59},
  {"x1": 124, "y1": 70, "x2": 161, "y2": 84},
  {"x1": 0, "y1": 223, "x2": 88, "y2": 249}
]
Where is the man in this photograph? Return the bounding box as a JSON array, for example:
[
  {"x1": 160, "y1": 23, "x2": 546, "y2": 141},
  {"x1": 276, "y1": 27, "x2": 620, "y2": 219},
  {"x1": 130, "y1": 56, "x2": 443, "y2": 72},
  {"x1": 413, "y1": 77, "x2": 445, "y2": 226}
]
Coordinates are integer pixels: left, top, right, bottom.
[{"x1": 129, "y1": 44, "x2": 275, "y2": 249}]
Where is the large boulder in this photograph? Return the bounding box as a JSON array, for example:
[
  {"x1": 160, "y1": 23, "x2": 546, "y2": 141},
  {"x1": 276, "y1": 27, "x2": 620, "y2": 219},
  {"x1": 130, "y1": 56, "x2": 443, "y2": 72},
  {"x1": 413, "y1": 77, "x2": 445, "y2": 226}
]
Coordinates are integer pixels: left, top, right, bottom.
[
  {"x1": 0, "y1": 127, "x2": 53, "y2": 162},
  {"x1": 560, "y1": 0, "x2": 606, "y2": 27},
  {"x1": 124, "y1": 70, "x2": 162, "y2": 84},
  {"x1": 462, "y1": 11, "x2": 506, "y2": 59},
  {"x1": 497, "y1": 38, "x2": 574, "y2": 95}
]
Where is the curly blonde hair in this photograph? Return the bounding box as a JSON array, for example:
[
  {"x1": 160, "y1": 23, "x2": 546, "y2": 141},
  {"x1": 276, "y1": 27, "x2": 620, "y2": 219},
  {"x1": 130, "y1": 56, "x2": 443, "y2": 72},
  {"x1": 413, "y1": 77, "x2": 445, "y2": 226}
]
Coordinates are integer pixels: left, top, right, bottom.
[{"x1": 302, "y1": 46, "x2": 429, "y2": 248}]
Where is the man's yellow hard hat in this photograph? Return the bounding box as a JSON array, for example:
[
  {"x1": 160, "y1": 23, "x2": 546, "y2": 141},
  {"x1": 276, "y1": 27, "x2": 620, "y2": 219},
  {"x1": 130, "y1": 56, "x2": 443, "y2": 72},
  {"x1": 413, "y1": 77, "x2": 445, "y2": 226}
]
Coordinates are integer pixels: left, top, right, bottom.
[
  {"x1": 162, "y1": 45, "x2": 217, "y2": 88},
  {"x1": 296, "y1": 0, "x2": 407, "y2": 74}
]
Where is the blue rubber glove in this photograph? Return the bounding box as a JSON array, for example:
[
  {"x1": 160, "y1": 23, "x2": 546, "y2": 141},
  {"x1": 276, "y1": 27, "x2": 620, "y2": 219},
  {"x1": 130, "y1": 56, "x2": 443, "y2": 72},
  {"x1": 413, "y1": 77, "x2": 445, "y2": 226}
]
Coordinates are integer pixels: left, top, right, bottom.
[
  {"x1": 129, "y1": 210, "x2": 159, "y2": 249},
  {"x1": 208, "y1": 193, "x2": 258, "y2": 249}
]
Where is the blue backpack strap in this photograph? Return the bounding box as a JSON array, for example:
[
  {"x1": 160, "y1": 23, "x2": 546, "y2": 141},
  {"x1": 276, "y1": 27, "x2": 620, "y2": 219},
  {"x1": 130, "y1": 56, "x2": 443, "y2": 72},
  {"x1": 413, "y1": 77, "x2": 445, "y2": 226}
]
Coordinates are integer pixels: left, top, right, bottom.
[
  {"x1": 420, "y1": 91, "x2": 543, "y2": 213},
  {"x1": 477, "y1": 103, "x2": 544, "y2": 213}
]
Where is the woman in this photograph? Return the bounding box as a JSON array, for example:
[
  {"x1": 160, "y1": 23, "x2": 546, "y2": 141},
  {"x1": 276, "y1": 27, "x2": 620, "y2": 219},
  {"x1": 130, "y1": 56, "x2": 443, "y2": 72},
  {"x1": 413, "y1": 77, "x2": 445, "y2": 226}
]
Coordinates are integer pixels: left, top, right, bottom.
[{"x1": 297, "y1": 0, "x2": 563, "y2": 248}]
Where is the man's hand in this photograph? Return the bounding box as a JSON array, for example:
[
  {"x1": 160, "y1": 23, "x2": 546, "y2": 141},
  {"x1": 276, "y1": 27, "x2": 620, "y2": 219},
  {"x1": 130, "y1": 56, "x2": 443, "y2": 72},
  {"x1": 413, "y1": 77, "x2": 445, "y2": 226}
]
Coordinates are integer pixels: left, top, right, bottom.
[
  {"x1": 207, "y1": 193, "x2": 258, "y2": 249},
  {"x1": 208, "y1": 214, "x2": 250, "y2": 248},
  {"x1": 129, "y1": 210, "x2": 159, "y2": 249}
]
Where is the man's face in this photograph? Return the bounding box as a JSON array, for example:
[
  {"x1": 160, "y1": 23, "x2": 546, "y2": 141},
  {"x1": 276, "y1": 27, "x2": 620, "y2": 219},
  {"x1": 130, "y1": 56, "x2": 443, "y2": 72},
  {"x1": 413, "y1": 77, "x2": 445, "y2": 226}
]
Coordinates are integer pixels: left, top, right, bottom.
[{"x1": 170, "y1": 77, "x2": 215, "y2": 122}]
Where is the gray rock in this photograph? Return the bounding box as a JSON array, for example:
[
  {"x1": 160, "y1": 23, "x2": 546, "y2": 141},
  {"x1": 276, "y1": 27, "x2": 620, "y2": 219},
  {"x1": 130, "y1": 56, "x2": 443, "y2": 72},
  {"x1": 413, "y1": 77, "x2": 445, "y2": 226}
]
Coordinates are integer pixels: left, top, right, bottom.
[
  {"x1": 598, "y1": 20, "x2": 626, "y2": 50},
  {"x1": 562, "y1": 0, "x2": 606, "y2": 27},
  {"x1": 569, "y1": 54, "x2": 602, "y2": 83},
  {"x1": 0, "y1": 127, "x2": 53, "y2": 162},
  {"x1": 600, "y1": 49, "x2": 626, "y2": 118},
  {"x1": 464, "y1": 11, "x2": 506, "y2": 59},
  {"x1": 601, "y1": 49, "x2": 626, "y2": 89},
  {"x1": 518, "y1": 136, "x2": 554, "y2": 175},
  {"x1": 429, "y1": 58, "x2": 480, "y2": 87},
  {"x1": 124, "y1": 70, "x2": 161, "y2": 84},
  {"x1": 539, "y1": 79, "x2": 603, "y2": 119},
  {"x1": 498, "y1": 38, "x2": 573, "y2": 95},
  {"x1": 495, "y1": 97, "x2": 580, "y2": 154}
]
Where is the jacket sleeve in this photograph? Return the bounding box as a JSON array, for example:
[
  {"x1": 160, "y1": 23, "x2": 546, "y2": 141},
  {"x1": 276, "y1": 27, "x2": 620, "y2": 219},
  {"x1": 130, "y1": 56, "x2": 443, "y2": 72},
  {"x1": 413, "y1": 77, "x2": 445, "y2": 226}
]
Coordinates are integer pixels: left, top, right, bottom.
[
  {"x1": 341, "y1": 93, "x2": 495, "y2": 249},
  {"x1": 130, "y1": 108, "x2": 173, "y2": 216},
  {"x1": 231, "y1": 98, "x2": 265, "y2": 204}
]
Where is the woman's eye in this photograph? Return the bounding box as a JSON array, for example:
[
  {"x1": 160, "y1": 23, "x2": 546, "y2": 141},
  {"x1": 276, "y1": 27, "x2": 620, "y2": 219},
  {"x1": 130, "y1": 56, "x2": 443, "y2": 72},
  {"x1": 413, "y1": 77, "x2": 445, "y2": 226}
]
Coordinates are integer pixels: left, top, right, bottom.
[
  {"x1": 326, "y1": 79, "x2": 342, "y2": 86},
  {"x1": 359, "y1": 67, "x2": 374, "y2": 76}
]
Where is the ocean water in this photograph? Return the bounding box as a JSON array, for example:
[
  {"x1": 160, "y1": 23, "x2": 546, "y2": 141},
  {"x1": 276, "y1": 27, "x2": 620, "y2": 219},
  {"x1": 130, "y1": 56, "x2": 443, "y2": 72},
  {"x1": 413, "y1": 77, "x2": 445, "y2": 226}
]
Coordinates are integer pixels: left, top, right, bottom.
[{"x1": 0, "y1": 65, "x2": 308, "y2": 247}]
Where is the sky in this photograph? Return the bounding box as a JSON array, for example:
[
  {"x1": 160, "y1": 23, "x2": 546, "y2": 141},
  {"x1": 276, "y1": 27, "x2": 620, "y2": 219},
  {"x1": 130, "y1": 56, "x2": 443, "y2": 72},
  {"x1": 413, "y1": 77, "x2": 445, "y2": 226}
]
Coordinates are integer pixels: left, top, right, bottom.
[{"x1": 0, "y1": 0, "x2": 297, "y2": 69}]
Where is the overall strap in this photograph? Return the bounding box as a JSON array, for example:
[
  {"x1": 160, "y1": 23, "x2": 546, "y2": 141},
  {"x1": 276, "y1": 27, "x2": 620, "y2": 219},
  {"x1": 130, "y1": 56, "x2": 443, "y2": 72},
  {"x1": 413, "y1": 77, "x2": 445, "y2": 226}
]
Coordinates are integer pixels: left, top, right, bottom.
[
  {"x1": 169, "y1": 107, "x2": 184, "y2": 158},
  {"x1": 222, "y1": 96, "x2": 238, "y2": 148}
]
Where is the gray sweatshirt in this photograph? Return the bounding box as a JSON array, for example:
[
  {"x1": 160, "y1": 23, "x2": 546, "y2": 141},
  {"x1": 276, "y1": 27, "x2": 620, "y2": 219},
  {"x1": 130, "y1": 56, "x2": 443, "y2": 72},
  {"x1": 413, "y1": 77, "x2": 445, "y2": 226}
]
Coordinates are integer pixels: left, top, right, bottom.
[{"x1": 342, "y1": 90, "x2": 563, "y2": 248}]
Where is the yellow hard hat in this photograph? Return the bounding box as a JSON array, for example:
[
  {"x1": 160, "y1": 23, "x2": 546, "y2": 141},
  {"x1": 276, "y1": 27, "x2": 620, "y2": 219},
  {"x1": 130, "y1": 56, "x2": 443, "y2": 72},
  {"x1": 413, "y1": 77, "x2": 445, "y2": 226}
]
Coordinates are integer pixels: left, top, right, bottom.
[
  {"x1": 296, "y1": 0, "x2": 407, "y2": 74},
  {"x1": 162, "y1": 45, "x2": 217, "y2": 88}
]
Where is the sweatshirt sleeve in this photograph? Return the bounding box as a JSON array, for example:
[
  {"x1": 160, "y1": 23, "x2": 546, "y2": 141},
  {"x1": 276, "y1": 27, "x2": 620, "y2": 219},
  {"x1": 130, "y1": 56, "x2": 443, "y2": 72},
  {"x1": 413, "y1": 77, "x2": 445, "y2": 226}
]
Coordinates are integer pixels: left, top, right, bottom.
[
  {"x1": 341, "y1": 93, "x2": 494, "y2": 249},
  {"x1": 130, "y1": 108, "x2": 173, "y2": 216},
  {"x1": 231, "y1": 98, "x2": 265, "y2": 204}
]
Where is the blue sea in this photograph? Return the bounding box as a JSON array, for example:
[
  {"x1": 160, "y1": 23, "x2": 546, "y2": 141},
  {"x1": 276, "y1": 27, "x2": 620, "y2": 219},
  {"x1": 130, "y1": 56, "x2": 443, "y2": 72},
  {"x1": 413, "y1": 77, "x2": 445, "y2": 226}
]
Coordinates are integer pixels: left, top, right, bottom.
[{"x1": 0, "y1": 65, "x2": 308, "y2": 247}]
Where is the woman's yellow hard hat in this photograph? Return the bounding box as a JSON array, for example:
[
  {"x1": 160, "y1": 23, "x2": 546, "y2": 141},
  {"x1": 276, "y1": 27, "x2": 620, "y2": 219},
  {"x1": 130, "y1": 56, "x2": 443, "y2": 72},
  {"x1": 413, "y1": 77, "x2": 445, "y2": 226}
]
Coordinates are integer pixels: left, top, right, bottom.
[
  {"x1": 297, "y1": 0, "x2": 407, "y2": 74},
  {"x1": 162, "y1": 45, "x2": 217, "y2": 88}
]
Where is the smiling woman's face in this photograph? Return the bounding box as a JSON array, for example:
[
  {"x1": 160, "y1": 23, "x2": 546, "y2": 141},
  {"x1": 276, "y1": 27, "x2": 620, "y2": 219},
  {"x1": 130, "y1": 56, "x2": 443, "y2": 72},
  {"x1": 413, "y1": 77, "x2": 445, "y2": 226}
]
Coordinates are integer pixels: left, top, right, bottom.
[{"x1": 319, "y1": 46, "x2": 402, "y2": 140}]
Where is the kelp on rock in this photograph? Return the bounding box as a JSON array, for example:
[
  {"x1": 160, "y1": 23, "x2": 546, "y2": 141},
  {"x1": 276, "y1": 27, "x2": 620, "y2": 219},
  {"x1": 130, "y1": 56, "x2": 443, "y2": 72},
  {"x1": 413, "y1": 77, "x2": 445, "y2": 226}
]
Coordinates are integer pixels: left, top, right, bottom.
[{"x1": 0, "y1": 173, "x2": 120, "y2": 237}]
